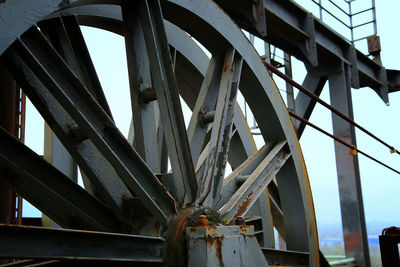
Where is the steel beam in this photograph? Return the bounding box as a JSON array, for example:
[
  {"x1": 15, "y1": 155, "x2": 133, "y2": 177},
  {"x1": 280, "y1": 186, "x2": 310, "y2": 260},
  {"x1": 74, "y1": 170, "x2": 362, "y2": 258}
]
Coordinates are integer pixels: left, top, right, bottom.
[
  {"x1": 262, "y1": 248, "x2": 309, "y2": 266},
  {"x1": 3, "y1": 39, "x2": 130, "y2": 217},
  {"x1": 219, "y1": 141, "x2": 290, "y2": 224},
  {"x1": 295, "y1": 67, "x2": 327, "y2": 138},
  {"x1": 138, "y1": 0, "x2": 198, "y2": 205},
  {"x1": 122, "y1": 2, "x2": 161, "y2": 173},
  {"x1": 387, "y1": 69, "x2": 400, "y2": 93},
  {"x1": 43, "y1": 124, "x2": 77, "y2": 228},
  {"x1": 61, "y1": 16, "x2": 114, "y2": 119},
  {"x1": 5, "y1": 27, "x2": 176, "y2": 225},
  {"x1": 43, "y1": 124, "x2": 77, "y2": 183},
  {"x1": 187, "y1": 53, "x2": 225, "y2": 167},
  {"x1": 0, "y1": 58, "x2": 17, "y2": 266},
  {"x1": 0, "y1": 224, "x2": 164, "y2": 263},
  {"x1": 0, "y1": 127, "x2": 122, "y2": 232},
  {"x1": 219, "y1": 0, "x2": 391, "y2": 103},
  {"x1": 0, "y1": 63, "x2": 16, "y2": 227},
  {"x1": 192, "y1": 48, "x2": 243, "y2": 207},
  {"x1": 37, "y1": 17, "x2": 129, "y2": 201},
  {"x1": 204, "y1": 51, "x2": 242, "y2": 208},
  {"x1": 329, "y1": 62, "x2": 370, "y2": 267},
  {"x1": 284, "y1": 53, "x2": 295, "y2": 113}
]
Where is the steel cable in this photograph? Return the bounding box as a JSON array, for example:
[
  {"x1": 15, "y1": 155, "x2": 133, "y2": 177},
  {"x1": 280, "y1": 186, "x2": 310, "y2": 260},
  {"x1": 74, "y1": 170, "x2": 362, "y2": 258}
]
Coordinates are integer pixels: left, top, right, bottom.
[
  {"x1": 288, "y1": 110, "x2": 400, "y2": 175},
  {"x1": 264, "y1": 60, "x2": 400, "y2": 156}
]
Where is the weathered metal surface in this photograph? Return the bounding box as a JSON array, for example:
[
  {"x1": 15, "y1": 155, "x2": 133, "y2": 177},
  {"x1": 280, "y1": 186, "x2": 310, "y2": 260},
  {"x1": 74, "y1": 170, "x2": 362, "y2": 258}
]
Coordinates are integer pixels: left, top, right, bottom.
[
  {"x1": 0, "y1": 224, "x2": 164, "y2": 263},
  {"x1": 43, "y1": 123, "x2": 77, "y2": 228},
  {"x1": 328, "y1": 62, "x2": 370, "y2": 267},
  {"x1": 43, "y1": 124, "x2": 77, "y2": 184},
  {"x1": 186, "y1": 225, "x2": 268, "y2": 267},
  {"x1": 3, "y1": 44, "x2": 131, "y2": 216},
  {"x1": 215, "y1": 0, "x2": 266, "y2": 37},
  {"x1": 0, "y1": 127, "x2": 122, "y2": 232},
  {"x1": 122, "y1": 1, "x2": 162, "y2": 173},
  {"x1": 4, "y1": 27, "x2": 176, "y2": 225},
  {"x1": 262, "y1": 247, "x2": 309, "y2": 266},
  {"x1": 0, "y1": 63, "x2": 17, "y2": 229},
  {"x1": 187, "y1": 53, "x2": 226, "y2": 167},
  {"x1": 53, "y1": 16, "x2": 113, "y2": 119},
  {"x1": 138, "y1": 0, "x2": 197, "y2": 206},
  {"x1": 294, "y1": 67, "x2": 327, "y2": 138},
  {"x1": 194, "y1": 48, "x2": 243, "y2": 207},
  {"x1": 219, "y1": 141, "x2": 290, "y2": 224}
]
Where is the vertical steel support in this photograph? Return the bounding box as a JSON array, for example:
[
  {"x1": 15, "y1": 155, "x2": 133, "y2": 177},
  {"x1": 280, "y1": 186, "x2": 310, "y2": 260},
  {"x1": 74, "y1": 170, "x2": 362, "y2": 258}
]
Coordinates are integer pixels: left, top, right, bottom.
[
  {"x1": 0, "y1": 63, "x2": 17, "y2": 224},
  {"x1": 0, "y1": 63, "x2": 18, "y2": 264},
  {"x1": 43, "y1": 123, "x2": 77, "y2": 228},
  {"x1": 328, "y1": 62, "x2": 370, "y2": 267},
  {"x1": 284, "y1": 53, "x2": 295, "y2": 112}
]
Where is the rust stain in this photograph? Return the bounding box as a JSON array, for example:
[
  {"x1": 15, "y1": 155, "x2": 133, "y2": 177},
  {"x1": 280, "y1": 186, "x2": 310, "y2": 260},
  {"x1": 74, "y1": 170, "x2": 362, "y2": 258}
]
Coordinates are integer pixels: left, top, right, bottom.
[
  {"x1": 205, "y1": 234, "x2": 224, "y2": 262},
  {"x1": 232, "y1": 191, "x2": 253, "y2": 222},
  {"x1": 344, "y1": 233, "x2": 362, "y2": 252},
  {"x1": 173, "y1": 215, "x2": 188, "y2": 243},
  {"x1": 239, "y1": 225, "x2": 251, "y2": 231},
  {"x1": 222, "y1": 61, "x2": 231, "y2": 73},
  {"x1": 198, "y1": 215, "x2": 208, "y2": 227}
]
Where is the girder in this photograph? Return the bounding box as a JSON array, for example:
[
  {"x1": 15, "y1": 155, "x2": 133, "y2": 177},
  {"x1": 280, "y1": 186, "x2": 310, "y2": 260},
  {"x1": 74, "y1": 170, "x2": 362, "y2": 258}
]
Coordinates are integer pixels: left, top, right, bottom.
[
  {"x1": 217, "y1": 0, "x2": 392, "y2": 104},
  {"x1": 0, "y1": 127, "x2": 121, "y2": 232},
  {"x1": 0, "y1": 224, "x2": 164, "y2": 263},
  {"x1": 5, "y1": 27, "x2": 176, "y2": 225}
]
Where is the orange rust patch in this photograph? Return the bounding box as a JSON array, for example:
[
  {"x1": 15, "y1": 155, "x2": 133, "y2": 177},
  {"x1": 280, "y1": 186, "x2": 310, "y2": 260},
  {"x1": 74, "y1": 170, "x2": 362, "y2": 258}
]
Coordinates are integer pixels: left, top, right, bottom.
[
  {"x1": 239, "y1": 225, "x2": 251, "y2": 231},
  {"x1": 232, "y1": 192, "x2": 253, "y2": 221},
  {"x1": 205, "y1": 234, "x2": 224, "y2": 261},
  {"x1": 198, "y1": 215, "x2": 208, "y2": 227},
  {"x1": 344, "y1": 233, "x2": 362, "y2": 251},
  {"x1": 223, "y1": 62, "x2": 231, "y2": 73}
]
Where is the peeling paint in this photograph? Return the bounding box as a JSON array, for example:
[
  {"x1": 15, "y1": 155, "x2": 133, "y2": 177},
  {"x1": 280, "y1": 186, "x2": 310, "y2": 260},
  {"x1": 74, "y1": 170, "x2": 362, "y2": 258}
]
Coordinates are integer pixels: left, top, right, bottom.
[
  {"x1": 205, "y1": 234, "x2": 225, "y2": 263},
  {"x1": 233, "y1": 191, "x2": 253, "y2": 220}
]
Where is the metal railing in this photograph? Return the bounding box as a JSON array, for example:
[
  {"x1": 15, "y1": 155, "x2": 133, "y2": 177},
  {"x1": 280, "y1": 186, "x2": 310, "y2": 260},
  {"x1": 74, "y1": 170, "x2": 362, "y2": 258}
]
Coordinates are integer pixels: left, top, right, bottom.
[{"x1": 297, "y1": 0, "x2": 377, "y2": 45}]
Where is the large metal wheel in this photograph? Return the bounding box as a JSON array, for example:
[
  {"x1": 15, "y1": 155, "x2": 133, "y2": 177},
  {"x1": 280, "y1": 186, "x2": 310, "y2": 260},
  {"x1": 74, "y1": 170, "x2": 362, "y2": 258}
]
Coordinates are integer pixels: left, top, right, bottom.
[{"x1": 0, "y1": 0, "x2": 319, "y2": 266}]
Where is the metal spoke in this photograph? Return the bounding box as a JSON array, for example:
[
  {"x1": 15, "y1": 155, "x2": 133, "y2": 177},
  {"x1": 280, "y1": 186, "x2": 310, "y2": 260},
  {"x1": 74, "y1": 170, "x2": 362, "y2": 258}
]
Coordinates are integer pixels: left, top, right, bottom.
[
  {"x1": 0, "y1": 127, "x2": 121, "y2": 232},
  {"x1": 3, "y1": 44, "x2": 129, "y2": 217},
  {"x1": 61, "y1": 16, "x2": 114, "y2": 120},
  {"x1": 39, "y1": 17, "x2": 114, "y2": 195},
  {"x1": 219, "y1": 141, "x2": 290, "y2": 224},
  {"x1": 0, "y1": 224, "x2": 164, "y2": 263},
  {"x1": 39, "y1": 17, "x2": 113, "y2": 120},
  {"x1": 138, "y1": 0, "x2": 198, "y2": 205},
  {"x1": 122, "y1": 2, "x2": 161, "y2": 172},
  {"x1": 195, "y1": 48, "x2": 243, "y2": 207},
  {"x1": 7, "y1": 26, "x2": 176, "y2": 225},
  {"x1": 187, "y1": 53, "x2": 225, "y2": 167}
]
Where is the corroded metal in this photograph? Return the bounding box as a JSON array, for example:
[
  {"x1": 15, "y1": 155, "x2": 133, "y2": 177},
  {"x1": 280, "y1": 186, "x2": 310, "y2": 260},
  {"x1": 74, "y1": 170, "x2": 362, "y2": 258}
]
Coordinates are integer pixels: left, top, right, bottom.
[{"x1": 186, "y1": 225, "x2": 268, "y2": 267}]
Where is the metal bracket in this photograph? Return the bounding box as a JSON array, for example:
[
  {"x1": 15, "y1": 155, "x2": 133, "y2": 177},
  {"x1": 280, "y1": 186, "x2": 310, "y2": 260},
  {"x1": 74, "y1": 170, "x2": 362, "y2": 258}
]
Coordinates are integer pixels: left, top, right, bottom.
[{"x1": 186, "y1": 225, "x2": 268, "y2": 267}]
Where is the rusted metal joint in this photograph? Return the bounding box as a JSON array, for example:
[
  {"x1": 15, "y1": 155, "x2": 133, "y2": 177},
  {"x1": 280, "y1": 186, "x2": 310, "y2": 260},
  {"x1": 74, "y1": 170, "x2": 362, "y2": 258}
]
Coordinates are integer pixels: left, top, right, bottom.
[
  {"x1": 234, "y1": 216, "x2": 245, "y2": 226},
  {"x1": 140, "y1": 87, "x2": 157, "y2": 103},
  {"x1": 67, "y1": 124, "x2": 88, "y2": 143},
  {"x1": 198, "y1": 215, "x2": 209, "y2": 227},
  {"x1": 200, "y1": 111, "x2": 215, "y2": 127},
  {"x1": 187, "y1": 207, "x2": 222, "y2": 227}
]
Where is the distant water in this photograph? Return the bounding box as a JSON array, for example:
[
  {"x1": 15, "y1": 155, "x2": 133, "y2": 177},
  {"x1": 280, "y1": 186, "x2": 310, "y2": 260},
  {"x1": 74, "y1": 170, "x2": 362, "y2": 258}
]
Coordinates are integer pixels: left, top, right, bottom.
[{"x1": 320, "y1": 236, "x2": 380, "y2": 246}]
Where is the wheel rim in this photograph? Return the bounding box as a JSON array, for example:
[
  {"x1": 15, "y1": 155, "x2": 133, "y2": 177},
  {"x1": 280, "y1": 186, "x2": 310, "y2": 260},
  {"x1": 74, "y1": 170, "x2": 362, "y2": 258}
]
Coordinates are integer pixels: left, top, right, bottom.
[{"x1": 0, "y1": 0, "x2": 319, "y2": 265}]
